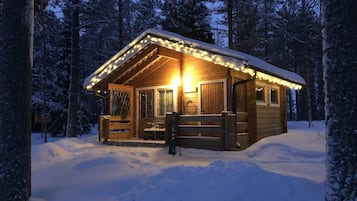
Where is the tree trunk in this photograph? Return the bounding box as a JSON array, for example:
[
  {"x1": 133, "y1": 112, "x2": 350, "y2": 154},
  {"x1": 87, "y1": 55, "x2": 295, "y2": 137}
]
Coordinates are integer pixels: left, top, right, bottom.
[
  {"x1": 118, "y1": 0, "x2": 124, "y2": 49},
  {"x1": 321, "y1": 0, "x2": 357, "y2": 200},
  {"x1": 0, "y1": 1, "x2": 33, "y2": 200},
  {"x1": 227, "y1": 0, "x2": 233, "y2": 49},
  {"x1": 306, "y1": 82, "x2": 312, "y2": 127},
  {"x1": 66, "y1": 0, "x2": 80, "y2": 137}
]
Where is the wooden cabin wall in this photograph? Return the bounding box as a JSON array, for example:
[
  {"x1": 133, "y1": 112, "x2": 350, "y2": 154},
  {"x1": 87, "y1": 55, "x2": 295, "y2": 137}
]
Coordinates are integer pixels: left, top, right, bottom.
[
  {"x1": 280, "y1": 85, "x2": 287, "y2": 133},
  {"x1": 256, "y1": 105, "x2": 281, "y2": 140},
  {"x1": 183, "y1": 54, "x2": 228, "y2": 81},
  {"x1": 247, "y1": 80, "x2": 257, "y2": 144},
  {"x1": 128, "y1": 59, "x2": 180, "y2": 88},
  {"x1": 230, "y1": 69, "x2": 252, "y2": 112},
  {"x1": 230, "y1": 69, "x2": 255, "y2": 148},
  {"x1": 181, "y1": 54, "x2": 228, "y2": 115},
  {"x1": 255, "y1": 82, "x2": 285, "y2": 141}
]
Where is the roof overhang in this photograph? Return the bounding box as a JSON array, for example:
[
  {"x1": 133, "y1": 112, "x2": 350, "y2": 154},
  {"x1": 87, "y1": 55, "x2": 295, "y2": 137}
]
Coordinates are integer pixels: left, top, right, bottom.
[{"x1": 84, "y1": 29, "x2": 306, "y2": 91}]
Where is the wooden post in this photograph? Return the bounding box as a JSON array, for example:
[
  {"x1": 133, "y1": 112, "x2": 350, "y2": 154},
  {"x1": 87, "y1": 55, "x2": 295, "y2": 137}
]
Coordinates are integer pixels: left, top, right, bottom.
[
  {"x1": 99, "y1": 115, "x2": 110, "y2": 142},
  {"x1": 165, "y1": 113, "x2": 172, "y2": 145},
  {"x1": 103, "y1": 118, "x2": 110, "y2": 142},
  {"x1": 168, "y1": 112, "x2": 178, "y2": 155},
  {"x1": 222, "y1": 111, "x2": 237, "y2": 150}
]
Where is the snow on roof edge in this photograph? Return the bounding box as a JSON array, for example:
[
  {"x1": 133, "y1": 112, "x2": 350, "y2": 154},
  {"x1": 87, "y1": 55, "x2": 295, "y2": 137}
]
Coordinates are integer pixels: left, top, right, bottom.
[
  {"x1": 83, "y1": 30, "x2": 151, "y2": 89},
  {"x1": 145, "y1": 28, "x2": 306, "y2": 85},
  {"x1": 83, "y1": 29, "x2": 306, "y2": 89}
]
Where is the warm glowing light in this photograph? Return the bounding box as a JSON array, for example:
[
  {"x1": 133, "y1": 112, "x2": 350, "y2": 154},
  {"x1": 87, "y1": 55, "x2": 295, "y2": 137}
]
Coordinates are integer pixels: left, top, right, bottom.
[
  {"x1": 172, "y1": 76, "x2": 181, "y2": 87},
  {"x1": 183, "y1": 74, "x2": 196, "y2": 93}
]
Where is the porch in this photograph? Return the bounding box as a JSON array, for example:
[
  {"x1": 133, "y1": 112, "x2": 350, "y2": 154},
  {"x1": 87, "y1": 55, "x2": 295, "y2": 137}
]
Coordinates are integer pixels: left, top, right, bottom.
[{"x1": 98, "y1": 111, "x2": 250, "y2": 151}]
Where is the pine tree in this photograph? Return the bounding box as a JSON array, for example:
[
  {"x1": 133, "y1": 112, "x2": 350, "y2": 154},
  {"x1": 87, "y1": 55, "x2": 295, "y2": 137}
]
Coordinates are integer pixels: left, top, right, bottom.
[
  {"x1": 274, "y1": 0, "x2": 322, "y2": 122},
  {"x1": 0, "y1": 0, "x2": 33, "y2": 200},
  {"x1": 33, "y1": 9, "x2": 63, "y2": 136},
  {"x1": 226, "y1": 0, "x2": 233, "y2": 48},
  {"x1": 321, "y1": 0, "x2": 357, "y2": 200},
  {"x1": 225, "y1": 0, "x2": 257, "y2": 53},
  {"x1": 81, "y1": 0, "x2": 119, "y2": 74},
  {"x1": 116, "y1": 0, "x2": 134, "y2": 48},
  {"x1": 161, "y1": 0, "x2": 214, "y2": 44},
  {"x1": 132, "y1": 0, "x2": 161, "y2": 33},
  {"x1": 118, "y1": 0, "x2": 124, "y2": 48},
  {"x1": 293, "y1": 0, "x2": 319, "y2": 124},
  {"x1": 273, "y1": 0, "x2": 299, "y2": 119},
  {"x1": 33, "y1": 8, "x2": 76, "y2": 136},
  {"x1": 255, "y1": 0, "x2": 279, "y2": 61}
]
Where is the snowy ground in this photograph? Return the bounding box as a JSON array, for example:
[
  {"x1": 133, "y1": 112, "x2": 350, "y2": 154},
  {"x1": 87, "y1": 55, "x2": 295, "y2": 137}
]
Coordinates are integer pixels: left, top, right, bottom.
[{"x1": 30, "y1": 121, "x2": 326, "y2": 201}]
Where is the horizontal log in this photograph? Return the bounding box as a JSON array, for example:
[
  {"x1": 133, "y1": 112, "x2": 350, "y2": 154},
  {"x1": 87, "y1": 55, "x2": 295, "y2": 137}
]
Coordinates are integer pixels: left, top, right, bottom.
[
  {"x1": 179, "y1": 114, "x2": 222, "y2": 122},
  {"x1": 109, "y1": 123, "x2": 133, "y2": 130},
  {"x1": 236, "y1": 112, "x2": 248, "y2": 122},
  {"x1": 178, "y1": 124, "x2": 220, "y2": 128},
  {"x1": 178, "y1": 126, "x2": 223, "y2": 134},
  {"x1": 176, "y1": 136, "x2": 221, "y2": 140},
  {"x1": 237, "y1": 122, "x2": 248, "y2": 133},
  {"x1": 108, "y1": 132, "x2": 132, "y2": 139}
]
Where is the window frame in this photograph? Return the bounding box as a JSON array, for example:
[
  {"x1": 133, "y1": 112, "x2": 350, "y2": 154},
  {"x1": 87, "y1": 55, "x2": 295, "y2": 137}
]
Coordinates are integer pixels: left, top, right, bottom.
[
  {"x1": 255, "y1": 81, "x2": 280, "y2": 107},
  {"x1": 269, "y1": 86, "x2": 280, "y2": 107},
  {"x1": 157, "y1": 88, "x2": 174, "y2": 116},
  {"x1": 136, "y1": 85, "x2": 177, "y2": 117},
  {"x1": 255, "y1": 83, "x2": 268, "y2": 106},
  {"x1": 139, "y1": 90, "x2": 154, "y2": 118}
]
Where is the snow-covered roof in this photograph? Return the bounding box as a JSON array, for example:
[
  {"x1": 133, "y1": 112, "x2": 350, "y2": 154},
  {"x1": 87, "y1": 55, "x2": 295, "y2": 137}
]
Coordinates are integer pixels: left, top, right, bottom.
[{"x1": 84, "y1": 29, "x2": 306, "y2": 90}]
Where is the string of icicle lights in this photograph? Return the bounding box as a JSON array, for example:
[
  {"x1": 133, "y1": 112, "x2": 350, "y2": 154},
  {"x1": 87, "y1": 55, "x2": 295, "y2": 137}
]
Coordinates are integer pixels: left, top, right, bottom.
[{"x1": 84, "y1": 34, "x2": 303, "y2": 90}]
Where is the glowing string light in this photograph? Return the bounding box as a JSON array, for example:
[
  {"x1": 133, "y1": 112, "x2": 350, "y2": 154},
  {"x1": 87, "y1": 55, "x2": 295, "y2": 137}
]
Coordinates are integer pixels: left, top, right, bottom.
[{"x1": 84, "y1": 34, "x2": 303, "y2": 91}]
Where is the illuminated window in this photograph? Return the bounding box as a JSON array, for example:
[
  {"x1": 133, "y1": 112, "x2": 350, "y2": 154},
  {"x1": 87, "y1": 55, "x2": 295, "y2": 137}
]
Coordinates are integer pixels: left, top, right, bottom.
[
  {"x1": 158, "y1": 89, "x2": 173, "y2": 116},
  {"x1": 140, "y1": 91, "x2": 154, "y2": 118}
]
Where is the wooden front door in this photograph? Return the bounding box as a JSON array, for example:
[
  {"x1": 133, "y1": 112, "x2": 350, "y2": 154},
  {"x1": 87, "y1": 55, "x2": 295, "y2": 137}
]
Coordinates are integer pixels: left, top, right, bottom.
[
  {"x1": 200, "y1": 82, "x2": 224, "y2": 114},
  {"x1": 108, "y1": 83, "x2": 135, "y2": 138},
  {"x1": 138, "y1": 90, "x2": 154, "y2": 138}
]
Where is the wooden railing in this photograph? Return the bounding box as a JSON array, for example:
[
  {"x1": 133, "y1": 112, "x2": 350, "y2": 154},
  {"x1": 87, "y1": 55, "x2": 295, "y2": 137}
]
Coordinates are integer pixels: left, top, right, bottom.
[
  {"x1": 99, "y1": 115, "x2": 134, "y2": 142},
  {"x1": 98, "y1": 111, "x2": 246, "y2": 151},
  {"x1": 166, "y1": 112, "x2": 237, "y2": 152}
]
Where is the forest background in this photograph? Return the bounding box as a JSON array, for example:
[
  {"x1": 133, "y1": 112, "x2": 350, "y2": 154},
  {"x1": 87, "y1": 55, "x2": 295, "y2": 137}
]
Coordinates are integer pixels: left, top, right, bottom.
[{"x1": 32, "y1": 0, "x2": 322, "y2": 137}]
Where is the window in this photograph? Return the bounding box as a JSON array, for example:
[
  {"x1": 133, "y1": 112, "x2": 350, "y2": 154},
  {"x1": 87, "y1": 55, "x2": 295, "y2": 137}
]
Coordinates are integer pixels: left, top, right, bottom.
[
  {"x1": 270, "y1": 87, "x2": 279, "y2": 105},
  {"x1": 140, "y1": 91, "x2": 154, "y2": 118},
  {"x1": 256, "y1": 85, "x2": 266, "y2": 104},
  {"x1": 256, "y1": 82, "x2": 280, "y2": 107},
  {"x1": 158, "y1": 89, "x2": 173, "y2": 116}
]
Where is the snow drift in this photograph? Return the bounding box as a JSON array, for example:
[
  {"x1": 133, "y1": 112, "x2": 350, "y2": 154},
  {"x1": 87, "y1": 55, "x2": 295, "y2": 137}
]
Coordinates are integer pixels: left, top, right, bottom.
[{"x1": 31, "y1": 121, "x2": 326, "y2": 201}]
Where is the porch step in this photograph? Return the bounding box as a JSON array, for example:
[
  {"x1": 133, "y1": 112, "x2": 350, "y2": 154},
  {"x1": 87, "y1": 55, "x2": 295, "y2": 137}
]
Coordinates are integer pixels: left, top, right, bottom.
[{"x1": 104, "y1": 139, "x2": 166, "y2": 148}]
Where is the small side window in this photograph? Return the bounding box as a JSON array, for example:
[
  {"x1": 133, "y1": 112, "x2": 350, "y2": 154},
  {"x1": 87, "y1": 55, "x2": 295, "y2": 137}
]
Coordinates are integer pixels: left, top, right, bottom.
[
  {"x1": 256, "y1": 85, "x2": 266, "y2": 105},
  {"x1": 270, "y1": 87, "x2": 280, "y2": 106},
  {"x1": 271, "y1": 88, "x2": 278, "y2": 103}
]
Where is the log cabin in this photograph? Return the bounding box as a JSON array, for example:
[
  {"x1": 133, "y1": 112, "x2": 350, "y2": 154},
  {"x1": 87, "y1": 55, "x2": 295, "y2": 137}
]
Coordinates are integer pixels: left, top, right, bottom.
[{"x1": 83, "y1": 29, "x2": 306, "y2": 150}]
